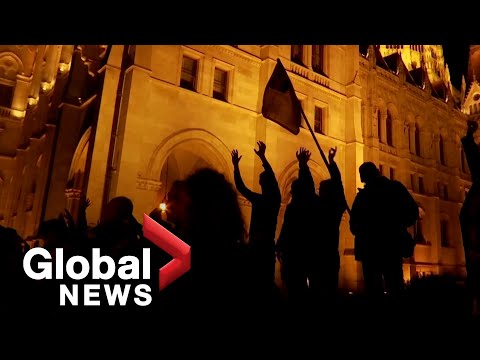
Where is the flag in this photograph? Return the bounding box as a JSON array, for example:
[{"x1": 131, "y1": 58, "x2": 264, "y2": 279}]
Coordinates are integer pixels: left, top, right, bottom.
[{"x1": 262, "y1": 58, "x2": 302, "y2": 135}]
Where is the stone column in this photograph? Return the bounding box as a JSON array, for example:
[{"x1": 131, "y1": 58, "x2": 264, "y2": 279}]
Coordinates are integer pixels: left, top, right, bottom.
[{"x1": 86, "y1": 45, "x2": 124, "y2": 226}]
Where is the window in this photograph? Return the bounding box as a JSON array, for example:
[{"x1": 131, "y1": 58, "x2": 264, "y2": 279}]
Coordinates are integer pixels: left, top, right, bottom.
[
  {"x1": 377, "y1": 110, "x2": 382, "y2": 141},
  {"x1": 291, "y1": 45, "x2": 304, "y2": 65},
  {"x1": 443, "y1": 184, "x2": 448, "y2": 200},
  {"x1": 314, "y1": 106, "x2": 324, "y2": 134},
  {"x1": 386, "y1": 110, "x2": 393, "y2": 146},
  {"x1": 419, "y1": 176, "x2": 425, "y2": 194},
  {"x1": 312, "y1": 45, "x2": 325, "y2": 75},
  {"x1": 213, "y1": 68, "x2": 228, "y2": 102},
  {"x1": 0, "y1": 83, "x2": 14, "y2": 108},
  {"x1": 389, "y1": 167, "x2": 395, "y2": 180},
  {"x1": 437, "y1": 182, "x2": 443, "y2": 198},
  {"x1": 379, "y1": 164, "x2": 384, "y2": 176},
  {"x1": 440, "y1": 219, "x2": 449, "y2": 247},
  {"x1": 180, "y1": 56, "x2": 198, "y2": 91},
  {"x1": 439, "y1": 135, "x2": 445, "y2": 165},
  {"x1": 410, "y1": 174, "x2": 415, "y2": 191},
  {"x1": 415, "y1": 124, "x2": 421, "y2": 156}
]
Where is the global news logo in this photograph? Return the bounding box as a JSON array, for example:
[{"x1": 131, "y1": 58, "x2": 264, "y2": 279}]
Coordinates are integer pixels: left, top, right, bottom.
[{"x1": 22, "y1": 214, "x2": 191, "y2": 307}]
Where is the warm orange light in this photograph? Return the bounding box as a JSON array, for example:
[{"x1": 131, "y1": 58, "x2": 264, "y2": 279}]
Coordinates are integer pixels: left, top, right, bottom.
[
  {"x1": 27, "y1": 97, "x2": 39, "y2": 106},
  {"x1": 159, "y1": 202, "x2": 167, "y2": 212},
  {"x1": 11, "y1": 109, "x2": 26, "y2": 118},
  {"x1": 41, "y1": 81, "x2": 54, "y2": 92},
  {"x1": 58, "y1": 62, "x2": 70, "y2": 73}
]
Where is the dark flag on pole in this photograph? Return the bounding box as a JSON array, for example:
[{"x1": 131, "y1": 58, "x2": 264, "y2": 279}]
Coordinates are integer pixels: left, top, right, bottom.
[{"x1": 262, "y1": 58, "x2": 302, "y2": 135}]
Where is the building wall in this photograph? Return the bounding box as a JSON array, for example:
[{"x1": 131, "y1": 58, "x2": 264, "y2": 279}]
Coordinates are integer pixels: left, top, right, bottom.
[
  {"x1": 87, "y1": 45, "x2": 362, "y2": 290},
  {"x1": 0, "y1": 45, "x2": 73, "y2": 238},
  {"x1": 359, "y1": 49, "x2": 469, "y2": 280},
  {"x1": 43, "y1": 46, "x2": 108, "y2": 222},
  {"x1": 86, "y1": 44, "x2": 471, "y2": 292}
]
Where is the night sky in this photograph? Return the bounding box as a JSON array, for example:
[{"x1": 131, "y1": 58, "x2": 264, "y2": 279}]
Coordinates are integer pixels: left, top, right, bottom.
[{"x1": 442, "y1": 43, "x2": 470, "y2": 89}]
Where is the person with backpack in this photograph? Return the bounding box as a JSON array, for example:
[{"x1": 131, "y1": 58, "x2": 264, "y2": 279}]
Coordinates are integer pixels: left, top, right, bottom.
[
  {"x1": 460, "y1": 120, "x2": 480, "y2": 316},
  {"x1": 350, "y1": 162, "x2": 419, "y2": 301}
]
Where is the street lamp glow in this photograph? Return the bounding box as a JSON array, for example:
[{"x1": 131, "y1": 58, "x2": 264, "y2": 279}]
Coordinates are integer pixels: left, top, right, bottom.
[{"x1": 159, "y1": 203, "x2": 167, "y2": 212}]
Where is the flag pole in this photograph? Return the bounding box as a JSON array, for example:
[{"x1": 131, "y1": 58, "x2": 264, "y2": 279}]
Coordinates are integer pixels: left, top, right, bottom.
[
  {"x1": 299, "y1": 106, "x2": 329, "y2": 169},
  {"x1": 299, "y1": 106, "x2": 351, "y2": 215}
]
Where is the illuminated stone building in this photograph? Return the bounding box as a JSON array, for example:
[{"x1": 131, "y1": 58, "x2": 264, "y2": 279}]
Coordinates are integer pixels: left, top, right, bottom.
[
  {"x1": 82, "y1": 45, "x2": 473, "y2": 291},
  {"x1": 0, "y1": 45, "x2": 108, "y2": 238},
  {"x1": 363, "y1": 45, "x2": 470, "y2": 283},
  {"x1": 0, "y1": 44, "x2": 474, "y2": 292},
  {"x1": 0, "y1": 45, "x2": 73, "y2": 237}
]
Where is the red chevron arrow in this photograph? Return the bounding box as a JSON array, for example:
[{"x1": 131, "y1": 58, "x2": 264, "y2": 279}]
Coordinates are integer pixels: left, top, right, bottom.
[{"x1": 143, "y1": 214, "x2": 191, "y2": 290}]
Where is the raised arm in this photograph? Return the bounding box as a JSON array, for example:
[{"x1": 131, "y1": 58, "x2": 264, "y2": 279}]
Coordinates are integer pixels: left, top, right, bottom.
[
  {"x1": 296, "y1": 147, "x2": 315, "y2": 194},
  {"x1": 255, "y1": 141, "x2": 281, "y2": 202},
  {"x1": 327, "y1": 147, "x2": 342, "y2": 183},
  {"x1": 327, "y1": 146, "x2": 348, "y2": 213},
  {"x1": 232, "y1": 149, "x2": 260, "y2": 202}
]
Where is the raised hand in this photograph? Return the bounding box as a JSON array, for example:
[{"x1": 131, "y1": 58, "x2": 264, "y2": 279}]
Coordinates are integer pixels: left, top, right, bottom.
[
  {"x1": 231, "y1": 149, "x2": 242, "y2": 166},
  {"x1": 80, "y1": 195, "x2": 91, "y2": 210},
  {"x1": 296, "y1": 147, "x2": 311, "y2": 165},
  {"x1": 254, "y1": 141, "x2": 266, "y2": 158},
  {"x1": 328, "y1": 146, "x2": 337, "y2": 163}
]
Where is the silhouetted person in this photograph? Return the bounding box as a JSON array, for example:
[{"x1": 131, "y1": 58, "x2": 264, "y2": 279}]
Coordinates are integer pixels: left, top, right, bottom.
[
  {"x1": 460, "y1": 120, "x2": 480, "y2": 316},
  {"x1": 143, "y1": 206, "x2": 175, "y2": 277},
  {"x1": 91, "y1": 196, "x2": 142, "y2": 257},
  {"x1": 231, "y1": 141, "x2": 281, "y2": 293},
  {"x1": 149, "y1": 207, "x2": 174, "y2": 233},
  {"x1": 314, "y1": 146, "x2": 348, "y2": 306},
  {"x1": 84, "y1": 196, "x2": 147, "y2": 312},
  {"x1": 0, "y1": 226, "x2": 31, "y2": 310},
  {"x1": 350, "y1": 162, "x2": 418, "y2": 304},
  {"x1": 161, "y1": 168, "x2": 264, "y2": 321},
  {"x1": 276, "y1": 148, "x2": 318, "y2": 309},
  {"x1": 165, "y1": 180, "x2": 189, "y2": 241}
]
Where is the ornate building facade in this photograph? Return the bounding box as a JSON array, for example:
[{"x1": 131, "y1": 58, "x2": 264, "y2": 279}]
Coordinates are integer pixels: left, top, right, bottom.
[
  {"x1": 83, "y1": 45, "x2": 473, "y2": 291},
  {"x1": 362, "y1": 46, "x2": 470, "y2": 282},
  {"x1": 0, "y1": 44, "x2": 474, "y2": 292},
  {"x1": 0, "y1": 45, "x2": 72, "y2": 238},
  {"x1": 0, "y1": 45, "x2": 108, "y2": 239}
]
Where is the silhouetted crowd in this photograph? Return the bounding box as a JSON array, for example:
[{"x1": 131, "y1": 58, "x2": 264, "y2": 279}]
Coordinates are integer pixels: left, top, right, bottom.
[{"x1": 2, "y1": 123, "x2": 480, "y2": 325}]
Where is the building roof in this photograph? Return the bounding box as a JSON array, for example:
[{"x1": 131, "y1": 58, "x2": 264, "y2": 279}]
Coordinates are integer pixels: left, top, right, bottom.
[
  {"x1": 383, "y1": 52, "x2": 401, "y2": 74},
  {"x1": 407, "y1": 68, "x2": 424, "y2": 88}
]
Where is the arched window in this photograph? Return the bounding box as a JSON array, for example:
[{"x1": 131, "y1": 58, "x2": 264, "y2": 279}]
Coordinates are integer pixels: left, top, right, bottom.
[
  {"x1": 0, "y1": 83, "x2": 14, "y2": 108},
  {"x1": 415, "y1": 123, "x2": 421, "y2": 156},
  {"x1": 386, "y1": 110, "x2": 393, "y2": 146}
]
